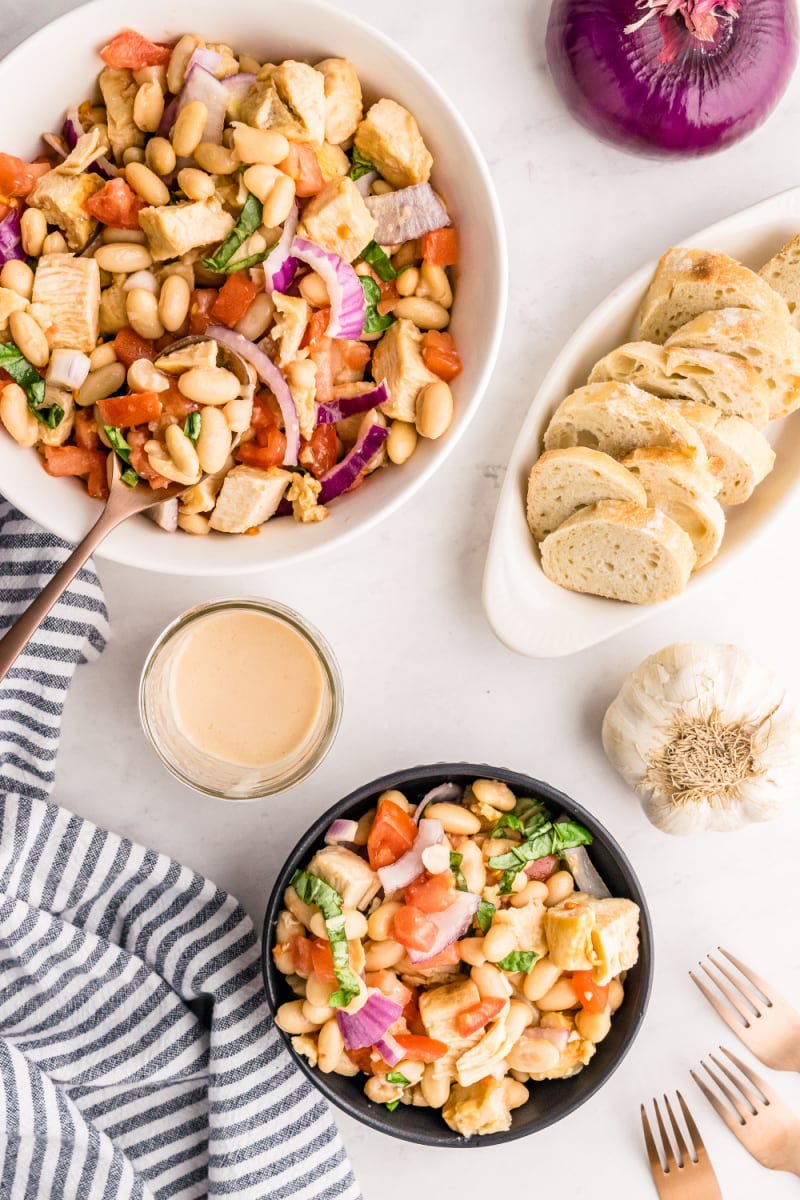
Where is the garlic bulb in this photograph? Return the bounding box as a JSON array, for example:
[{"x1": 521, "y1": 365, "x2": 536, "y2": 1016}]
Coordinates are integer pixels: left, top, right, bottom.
[{"x1": 602, "y1": 643, "x2": 800, "y2": 835}]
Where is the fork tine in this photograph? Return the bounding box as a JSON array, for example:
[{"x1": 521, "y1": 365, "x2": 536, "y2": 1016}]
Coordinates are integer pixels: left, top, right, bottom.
[
  {"x1": 641, "y1": 1104, "x2": 666, "y2": 1176},
  {"x1": 701, "y1": 1058, "x2": 750, "y2": 1123},
  {"x1": 691, "y1": 1068, "x2": 741, "y2": 1135},
  {"x1": 677, "y1": 1090, "x2": 706, "y2": 1160},
  {"x1": 718, "y1": 948, "x2": 774, "y2": 1007},
  {"x1": 654, "y1": 1096, "x2": 679, "y2": 1169},
  {"x1": 690, "y1": 970, "x2": 748, "y2": 1034},
  {"x1": 664, "y1": 1093, "x2": 693, "y2": 1163},
  {"x1": 708, "y1": 954, "x2": 763, "y2": 1016},
  {"x1": 700, "y1": 962, "x2": 754, "y2": 1025},
  {"x1": 708, "y1": 1053, "x2": 759, "y2": 1113},
  {"x1": 720, "y1": 1046, "x2": 779, "y2": 1105}
]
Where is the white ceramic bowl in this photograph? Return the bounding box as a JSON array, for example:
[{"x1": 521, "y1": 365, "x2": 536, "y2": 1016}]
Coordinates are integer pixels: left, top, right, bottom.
[{"x1": 0, "y1": 0, "x2": 506, "y2": 575}]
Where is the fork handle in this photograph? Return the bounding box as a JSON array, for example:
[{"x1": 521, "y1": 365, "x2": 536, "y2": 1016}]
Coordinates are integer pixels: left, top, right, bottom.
[{"x1": 0, "y1": 503, "x2": 122, "y2": 685}]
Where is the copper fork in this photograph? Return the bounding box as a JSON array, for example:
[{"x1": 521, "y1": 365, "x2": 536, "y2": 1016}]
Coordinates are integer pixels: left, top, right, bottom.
[
  {"x1": 641, "y1": 1091, "x2": 723, "y2": 1198},
  {"x1": 692, "y1": 1046, "x2": 800, "y2": 1176},
  {"x1": 690, "y1": 948, "x2": 800, "y2": 1071}
]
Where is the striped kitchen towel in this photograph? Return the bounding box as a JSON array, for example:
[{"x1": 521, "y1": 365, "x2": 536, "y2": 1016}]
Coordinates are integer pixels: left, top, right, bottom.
[{"x1": 0, "y1": 498, "x2": 361, "y2": 1200}]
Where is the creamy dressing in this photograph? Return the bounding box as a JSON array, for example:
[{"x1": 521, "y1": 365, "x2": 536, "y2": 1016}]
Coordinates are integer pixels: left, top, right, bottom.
[{"x1": 169, "y1": 609, "x2": 326, "y2": 768}]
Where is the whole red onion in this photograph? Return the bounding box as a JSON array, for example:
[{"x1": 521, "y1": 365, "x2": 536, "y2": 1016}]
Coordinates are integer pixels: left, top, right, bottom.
[{"x1": 546, "y1": 0, "x2": 799, "y2": 157}]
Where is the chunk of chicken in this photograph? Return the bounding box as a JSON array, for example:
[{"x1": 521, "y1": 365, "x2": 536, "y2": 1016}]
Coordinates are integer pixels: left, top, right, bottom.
[
  {"x1": 0, "y1": 287, "x2": 28, "y2": 332},
  {"x1": 297, "y1": 177, "x2": 376, "y2": 264},
  {"x1": 316, "y1": 142, "x2": 350, "y2": 183},
  {"x1": 544, "y1": 895, "x2": 640, "y2": 984},
  {"x1": 242, "y1": 61, "x2": 325, "y2": 145},
  {"x1": 99, "y1": 283, "x2": 129, "y2": 336},
  {"x1": 57, "y1": 126, "x2": 110, "y2": 175},
  {"x1": 139, "y1": 198, "x2": 235, "y2": 261},
  {"x1": 99, "y1": 67, "x2": 145, "y2": 162},
  {"x1": 455, "y1": 1008, "x2": 517, "y2": 1088},
  {"x1": 526, "y1": 1037, "x2": 596, "y2": 1082},
  {"x1": 490, "y1": 901, "x2": 547, "y2": 958},
  {"x1": 542, "y1": 902, "x2": 596, "y2": 973},
  {"x1": 355, "y1": 98, "x2": 433, "y2": 189},
  {"x1": 442, "y1": 1077, "x2": 513, "y2": 1137},
  {"x1": 419, "y1": 980, "x2": 484, "y2": 1082},
  {"x1": 287, "y1": 474, "x2": 328, "y2": 524},
  {"x1": 208, "y1": 464, "x2": 291, "y2": 532},
  {"x1": 271, "y1": 293, "x2": 310, "y2": 367},
  {"x1": 307, "y1": 845, "x2": 381, "y2": 911},
  {"x1": 315, "y1": 58, "x2": 363, "y2": 145},
  {"x1": 156, "y1": 340, "x2": 219, "y2": 373},
  {"x1": 373, "y1": 319, "x2": 438, "y2": 422},
  {"x1": 26, "y1": 171, "x2": 103, "y2": 252},
  {"x1": 31, "y1": 255, "x2": 100, "y2": 352}
]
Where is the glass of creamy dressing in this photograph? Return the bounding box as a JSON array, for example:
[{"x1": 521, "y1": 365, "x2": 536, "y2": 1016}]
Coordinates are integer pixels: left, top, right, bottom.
[{"x1": 139, "y1": 599, "x2": 342, "y2": 799}]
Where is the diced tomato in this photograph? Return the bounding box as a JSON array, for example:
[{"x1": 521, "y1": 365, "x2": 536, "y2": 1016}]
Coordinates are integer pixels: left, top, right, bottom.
[
  {"x1": 250, "y1": 394, "x2": 277, "y2": 436},
  {"x1": 412, "y1": 943, "x2": 460, "y2": 970},
  {"x1": 126, "y1": 428, "x2": 170, "y2": 489},
  {"x1": 99, "y1": 29, "x2": 172, "y2": 69},
  {"x1": 377, "y1": 280, "x2": 399, "y2": 316},
  {"x1": 84, "y1": 178, "x2": 146, "y2": 230},
  {"x1": 73, "y1": 408, "x2": 100, "y2": 451},
  {"x1": 298, "y1": 424, "x2": 337, "y2": 479},
  {"x1": 159, "y1": 379, "x2": 198, "y2": 420},
  {"x1": 188, "y1": 289, "x2": 219, "y2": 336},
  {"x1": 98, "y1": 391, "x2": 162, "y2": 427},
  {"x1": 403, "y1": 990, "x2": 425, "y2": 1035},
  {"x1": 393, "y1": 1034, "x2": 448, "y2": 1063},
  {"x1": 236, "y1": 435, "x2": 287, "y2": 470},
  {"x1": 309, "y1": 937, "x2": 337, "y2": 984},
  {"x1": 572, "y1": 970, "x2": 610, "y2": 1014},
  {"x1": 301, "y1": 307, "x2": 330, "y2": 349},
  {"x1": 365, "y1": 971, "x2": 413, "y2": 1010},
  {"x1": 391, "y1": 905, "x2": 438, "y2": 953},
  {"x1": 404, "y1": 871, "x2": 456, "y2": 914},
  {"x1": 331, "y1": 337, "x2": 371, "y2": 385},
  {"x1": 42, "y1": 445, "x2": 109, "y2": 500},
  {"x1": 278, "y1": 143, "x2": 324, "y2": 197},
  {"x1": 347, "y1": 1046, "x2": 377, "y2": 1075},
  {"x1": 455, "y1": 998, "x2": 506, "y2": 1037},
  {"x1": 113, "y1": 326, "x2": 156, "y2": 367},
  {"x1": 290, "y1": 934, "x2": 312, "y2": 978},
  {"x1": 421, "y1": 228, "x2": 459, "y2": 267},
  {"x1": 211, "y1": 273, "x2": 260, "y2": 327},
  {"x1": 87, "y1": 459, "x2": 110, "y2": 500},
  {"x1": 421, "y1": 330, "x2": 462, "y2": 382},
  {"x1": 524, "y1": 854, "x2": 559, "y2": 882},
  {"x1": 366, "y1": 797, "x2": 417, "y2": 871},
  {"x1": 0, "y1": 154, "x2": 49, "y2": 198}
]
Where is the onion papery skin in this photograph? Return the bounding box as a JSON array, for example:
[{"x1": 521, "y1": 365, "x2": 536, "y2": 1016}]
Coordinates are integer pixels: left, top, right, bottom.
[{"x1": 546, "y1": 0, "x2": 799, "y2": 157}]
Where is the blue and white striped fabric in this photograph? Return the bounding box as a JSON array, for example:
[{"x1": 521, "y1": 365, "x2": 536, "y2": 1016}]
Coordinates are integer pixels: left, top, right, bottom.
[{"x1": 0, "y1": 499, "x2": 361, "y2": 1200}]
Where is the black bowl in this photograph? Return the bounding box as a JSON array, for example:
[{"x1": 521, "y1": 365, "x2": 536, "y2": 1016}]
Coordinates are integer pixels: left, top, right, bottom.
[{"x1": 262, "y1": 763, "x2": 654, "y2": 1146}]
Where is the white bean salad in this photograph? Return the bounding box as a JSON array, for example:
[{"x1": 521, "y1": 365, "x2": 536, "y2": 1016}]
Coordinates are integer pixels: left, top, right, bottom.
[
  {"x1": 272, "y1": 779, "x2": 641, "y2": 1136},
  {"x1": 0, "y1": 28, "x2": 462, "y2": 535}
]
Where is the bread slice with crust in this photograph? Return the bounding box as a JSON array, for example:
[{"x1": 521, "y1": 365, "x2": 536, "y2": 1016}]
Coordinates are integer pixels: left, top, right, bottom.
[
  {"x1": 540, "y1": 499, "x2": 696, "y2": 605},
  {"x1": 588, "y1": 340, "x2": 770, "y2": 429},
  {"x1": 621, "y1": 447, "x2": 725, "y2": 569},
  {"x1": 636, "y1": 248, "x2": 790, "y2": 344},
  {"x1": 526, "y1": 447, "x2": 647, "y2": 543},
  {"x1": 543, "y1": 382, "x2": 708, "y2": 465},
  {"x1": 670, "y1": 401, "x2": 776, "y2": 506},
  {"x1": 664, "y1": 307, "x2": 800, "y2": 420},
  {"x1": 759, "y1": 234, "x2": 800, "y2": 327}
]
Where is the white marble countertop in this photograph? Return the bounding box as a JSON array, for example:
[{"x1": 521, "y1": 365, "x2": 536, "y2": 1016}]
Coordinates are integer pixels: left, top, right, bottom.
[{"x1": 4, "y1": 0, "x2": 800, "y2": 1195}]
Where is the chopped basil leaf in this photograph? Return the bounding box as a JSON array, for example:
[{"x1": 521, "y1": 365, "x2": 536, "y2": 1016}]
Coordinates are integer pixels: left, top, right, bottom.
[
  {"x1": 290, "y1": 869, "x2": 361, "y2": 1008},
  {"x1": 492, "y1": 813, "x2": 525, "y2": 837},
  {"x1": 552, "y1": 821, "x2": 595, "y2": 853},
  {"x1": 360, "y1": 276, "x2": 393, "y2": 334},
  {"x1": 0, "y1": 341, "x2": 61, "y2": 427},
  {"x1": 385, "y1": 1100, "x2": 400, "y2": 1112},
  {"x1": 214, "y1": 246, "x2": 274, "y2": 275},
  {"x1": 349, "y1": 147, "x2": 375, "y2": 181},
  {"x1": 498, "y1": 950, "x2": 539, "y2": 974},
  {"x1": 25, "y1": 255, "x2": 37, "y2": 271},
  {"x1": 120, "y1": 468, "x2": 139, "y2": 488},
  {"x1": 488, "y1": 813, "x2": 593, "y2": 894},
  {"x1": 386, "y1": 1072, "x2": 410, "y2": 1087},
  {"x1": 475, "y1": 900, "x2": 495, "y2": 935},
  {"x1": 104, "y1": 426, "x2": 141, "y2": 488},
  {"x1": 184, "y1": 412, "x2": 202, "y2": 443},
  {"x1": 202, "y1": 192, "x2": 263, "y2": 272},
  {"x1": 450, "y1": 852, "x2": 468, "y2": 892},
  {"x1": 361, "y1": 240, "x2": 397, "y2": 281}
]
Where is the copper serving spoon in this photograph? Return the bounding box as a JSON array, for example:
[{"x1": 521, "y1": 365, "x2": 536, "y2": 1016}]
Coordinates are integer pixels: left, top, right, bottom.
[{"x1": 0, "y1": 336, "x2": 251, "y2": 685}]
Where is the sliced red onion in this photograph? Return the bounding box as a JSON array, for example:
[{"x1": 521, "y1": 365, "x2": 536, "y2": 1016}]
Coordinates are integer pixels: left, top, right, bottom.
[
  {"x1": 561, "y1": 844, "x2": 610, "y2": 899},
  {"x1": 316, "y1": 382, "x2": 388, "y2": 425},
  {"x1": 158, "y1": 95, "x2": 180, "y2": 138},
  {"x1": 324, "y1": 819, "x2": 360, "y2": 846},
  {"x1": 188, "y1": 46, "x2": 223, "y2": 74},
  {"x1": 62, "y1": 108, "x2": 82, "y2": 149},
  {"x1": 42, "y1": 132, "x2": 68, "y2": 161},
  {"x1": 377, "y1": 819, "x2": 443, "y2": 895},
  {"x1": 223, "y1": 72, "x2": 257, "y2": 113},
  {"x1": 61, "y1": 115, "x2": 117, "y2": 178},
  {"x1": 177, "y1": 64, "x2": 228, "y2": 145},
  {"x1": 524, "y1": 1027, "x2": 570, "y2": 1052},
  {"x1": 336, "y1": 992, "x2": 402, "y2": 1050},
  {"x1": 413, "y1": 782, "x2": 464, "y2": 825},
  {"x1": 407, "y1": 891, "x2": 481, "y2": 965},
  {"x1": 46, "y1": 349, "x2": 91, "y2": 389},
  {"x1": 263, "y1": 203, "x2": 299, "y2": 293},
  {"x1": 374, "y1": 1032, "x2": 404, "y2": 1068},
  {"x1": 365, "y1": 183, "x2": 451, "y2": 246},
  {"x1": 524, "y1": 855, "x2": 560, "y2": 882},
  {"x1": 291, "y1": 236, "x2": 366, "y2": 339},
  {"x1": 353, "y1": 171, "x2": 378, "y2": 198},
  {"x1": 0, "y1": 209, "x2": 24, "y2": 265},
  {"x1": 318, "y1": 422, "x2": 388, "y2": 504},
  {"x1": 207, "y1": 325, "x2": 299, "y2": 465}
]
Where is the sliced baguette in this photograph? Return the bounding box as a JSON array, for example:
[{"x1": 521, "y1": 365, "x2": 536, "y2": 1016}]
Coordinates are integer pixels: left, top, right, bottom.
[
  {"x1": 759, "y1": 234, "x2": 800, "y2": 327},
  {"x1": 540, "y1": 499, "x2": 696, "y2": 605},
  {"x1": 636, "y1": 248, "x2": 790, "y2": 343},
  {"x1": 621, "y1": 447, "x2": 725, "y2": 569},
  {"x1": 664, "y1": 307, "x2": 800, "y2": 419},
  {"x1": 526, "y1": 447, "x2": 647, "y2": 543},
  {"x1": 588, "y1": 340, "x2": 770, "y2": 429},
  {"x1": 670, "y1": 401, "x2": 776, "y2": 505},
  {"x1": 543, "y1": 382, "x2": 708, "y2": 465}
]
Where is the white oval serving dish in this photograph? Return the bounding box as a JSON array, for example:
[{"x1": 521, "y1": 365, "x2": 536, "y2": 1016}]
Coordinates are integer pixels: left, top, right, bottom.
[{"x1": 482, "y1": 185, "x2": 800, "y2": 658}]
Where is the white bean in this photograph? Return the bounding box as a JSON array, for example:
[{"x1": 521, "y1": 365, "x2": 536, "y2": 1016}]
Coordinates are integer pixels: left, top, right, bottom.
[
  {"x1": 42, "y1": 232, "x2": 68, "y2": 255},
  {"x1": 472, "y1": 779, "x2": 517, "y2": 812},
  {"x1": 261, "y1": 175, "x2": 296, "y2": 228},
  {"x1": 146, "y1": 137, "x2": 176, "y2": 177},
  {"x1": 471, "y1": 963, "x2": 512, "y2": 1001},
  {"x1": 158, "y1": 274, "x2": 191, "y2": 332},
  {"x1": 89, "y1": 343, "x2": 118, "y2": 371},
  {"x1": 511, "y1": 880, "x2": 549, "y2": 908},
  {"x1": 298, "y1": 272, "x2": 330, "y2": 308},
  {"x1": 545, "y1": 871, "x2": 575, "y2": 907},
  {"x1": 133, "y1": 80, "x2": 165, "y2": 133},
  {"x1": 395, "y1": 267, "x2": 419, "y2": 298},
  {"x1": 0, "y1": 382, "x2": 40, "y2": 447},
  {"x1": 127, "y1": 359, "x2": 170, "y2": 394},
  {"x1": 165, "y1": 423, "x2": 200, "y2": 478},
  {"x1": 424, "y1": 802, "x2": 480, "y2": 836},
  {"x1": 483, "y1": 924, "x2": 517, "y2": 964},
  {"x1": 101, "y1": 226, "x2": 148, "y2": 245},
  {"x1": 366, "y1": 901, "x2": 402, "y2": 942},
  {"x1": 523, "y1": 958, "x2": 563, "y2": 1005},
  {"x1": 20, "y1": 208, "x2": 47, "y2": 258},
  {"x1": 172, "y1": 101, "x2": 208, "y2": 158},
  {"x1": 126, "y1": 161, "x2": 170, "y2": 207},
  {"x1": 193, "y1": 142, "x2": 239, "y2": 175},
  {"x1": 363, "y1": 940, "x2": 404, "y2": 971},
  {"x1": 223, "y1": 396, "x2": 253, "y2": 433},
  {"x1": 417, "y1": 263, "x2": 453, "y2": 308},
  {"x1": 95, "y1": 243, "x2": 153, "y2": 273},
  {"x1": 275, "y1": 999, "x2": 319, "y2": 1035},
  {"x1": 0, "y1": 259, "x2": 34, "y2": 300},
  {"x1": 126, "y1": 288, "x2": 164, "y2": 340},
  {"x1": 9, "y1": 311, "x2": 49, "y2": 368},
  {"x1": 386, "y1": 420, "x2": 417, "y2": 465},
  {"x1": 167, "y1": 34, "x2": 201, "y2": 95},
  {"x1": 177, "y1": 166, "x2": 215, "y2": 201},
  {"x1": 147, "y1": 449, "x2": 200, "y2": 487},
  {"x1": 575, "y1": 1008, "x2": 612, "y2": 1044},
  {"x1": 232, "y1": 124, "x2": 289, "y2": 165},
  {"x1": 394, "y1": 296, "x2": 449, "y2": 330},
  {"x1": 537, "y1": 978, "x2": 579, "y2": 1012},
  {"x1": 318, "y1": 1018, "x2": 345, "y2": 1074},
  {"x1": 416, "y1": 381, "x2": 453, "y2": 440},
  {"x1": 421, "y1": 1065, "x2": 450, "y2": 1109},
  {"x1": 194, "y1": 406, "x2": 231, "y2": 474},
  {"x1": 178, "y1": 366, "x2": 240, "y2": 405},
  {"x1": 234, "y1": 292, "x2": 274, "y2": 341}
]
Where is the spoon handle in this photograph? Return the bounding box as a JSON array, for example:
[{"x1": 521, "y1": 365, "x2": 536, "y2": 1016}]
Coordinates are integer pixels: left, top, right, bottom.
[{"x1": 0, "y1": 503, "x2": 123, "y2": 685}]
